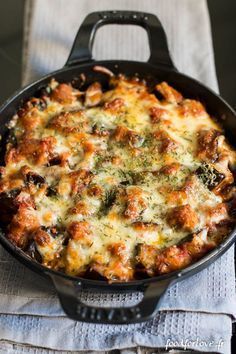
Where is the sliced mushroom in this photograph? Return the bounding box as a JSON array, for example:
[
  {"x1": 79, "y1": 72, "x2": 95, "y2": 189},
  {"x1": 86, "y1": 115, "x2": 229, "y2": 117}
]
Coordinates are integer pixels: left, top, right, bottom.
[{"x1": 85, "y1": 82, "x2": 103, "y2": 107}]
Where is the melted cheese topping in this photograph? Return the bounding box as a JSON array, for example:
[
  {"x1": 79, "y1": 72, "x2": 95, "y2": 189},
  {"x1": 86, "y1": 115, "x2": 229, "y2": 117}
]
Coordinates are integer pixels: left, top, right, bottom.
[{"x1": 2, "y1": 74, "x2": 236, "y2": 281}]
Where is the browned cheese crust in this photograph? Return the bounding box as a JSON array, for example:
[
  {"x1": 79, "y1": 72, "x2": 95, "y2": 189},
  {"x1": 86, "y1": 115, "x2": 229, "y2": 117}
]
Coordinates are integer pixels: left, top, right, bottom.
[{"x1": 0, "y1": 71, "x2": 236, "y2": 282}]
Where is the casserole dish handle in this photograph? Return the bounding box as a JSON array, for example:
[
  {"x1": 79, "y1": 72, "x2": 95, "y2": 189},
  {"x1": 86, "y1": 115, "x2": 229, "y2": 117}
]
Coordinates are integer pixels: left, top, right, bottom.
[
  {"x1": 65, "y1": 10, "x2": 176, "y2": 70},
  {"x1": 51, "y1": 275, "x2": 174, "y2": 324}
]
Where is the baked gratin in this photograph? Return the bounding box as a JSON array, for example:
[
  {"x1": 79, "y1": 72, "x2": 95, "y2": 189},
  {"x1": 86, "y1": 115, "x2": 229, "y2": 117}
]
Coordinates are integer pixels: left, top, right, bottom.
[{"x1": 1, "y1": 71, "x2": 236, "y2": 282}]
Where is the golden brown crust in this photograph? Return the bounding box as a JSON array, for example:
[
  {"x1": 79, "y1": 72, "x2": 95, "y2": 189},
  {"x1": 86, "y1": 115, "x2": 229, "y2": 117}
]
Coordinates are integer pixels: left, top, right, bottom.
[
  {"x1": 33, "y1": 228, "x2": 51, "y2": 247},
  {"x1": 48, "y1": 111, "x2": 87, "y2": 134},
  {"x1": 1, "y1": 73, "x2": 235, "y2": 282},
  {"x1": 137, "y1": 231, "x2": 215, "y2": 275},
  {"x1": 85, "y1": 82, "x2": 102, "y2": 107},
  {"x1": 167, "y1": 204, "x2": 199, "y2": 232},
  {"x1": 92, "y1": 242, "x2": 134, "y2": 282},
  {"x1": 197, "y1": 129, "x2": 221, "y2": 162},
  {"x1": 124, "y1": 187, "x2": 147, "y2": 221},
  {"x1": 149, "y1": 106, "x2": 168, "y2": 123},
  {"x1": 153, "y1": 130, "x2": 177, "y2": 154},
  {"x1": 104, "y1": 98, "x2": 125, "y2": 112},
  {"x1": 51, "y1": 83, "x2": 74, "y2": 104},
  {"x1": 155, "y1": 81, "x2": 183, "y2": 103},
  {"x1": 178, "y1": 99, "x2": 206, "y2": 117},
  {"x1": 8, "y1": 206, "x2": 39, "y2": 248}
]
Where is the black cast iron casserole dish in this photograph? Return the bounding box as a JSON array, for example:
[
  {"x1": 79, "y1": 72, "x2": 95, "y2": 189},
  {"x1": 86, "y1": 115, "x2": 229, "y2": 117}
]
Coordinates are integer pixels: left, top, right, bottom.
[{"x1": 0, "y1": 11, "x2": 235, "y2": 324}]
